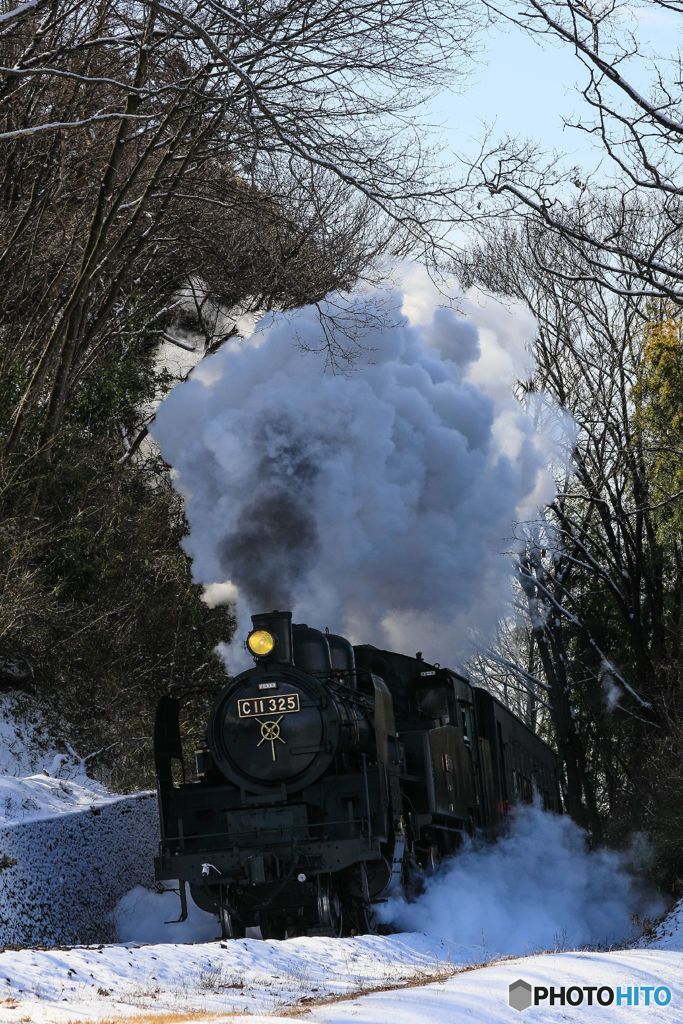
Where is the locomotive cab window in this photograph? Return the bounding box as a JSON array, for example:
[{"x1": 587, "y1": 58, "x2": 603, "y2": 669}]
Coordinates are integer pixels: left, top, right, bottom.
[{"x1": 459, "y1": 701, "x2": 474, "y2": 745}]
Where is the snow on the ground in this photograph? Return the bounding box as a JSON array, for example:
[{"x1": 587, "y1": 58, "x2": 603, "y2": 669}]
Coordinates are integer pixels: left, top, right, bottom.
[
  {"x1": 0, "y1": 932, "x2": 468, "y2": 1023},
  {"x1": 1, "y1": 900, "x2": 680, "y2": 1023},
  {"x1": 0, "y1": 771, "x2": 126, "y2": 825},
  {"x1": 0, "y1": 935, "x2": 680, "y2": 1024},
  {"x1": 0, "y1": 691, "x2": 115, "y2": 825},
  {"x1": 294, "y1": 948, "x2": 683, "y2": 1024}
]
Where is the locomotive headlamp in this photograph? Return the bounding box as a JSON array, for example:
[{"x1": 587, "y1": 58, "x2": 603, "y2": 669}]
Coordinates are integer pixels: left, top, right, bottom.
[{"x1": 247, "y1": 628, "x2": 276, "y2": 657}]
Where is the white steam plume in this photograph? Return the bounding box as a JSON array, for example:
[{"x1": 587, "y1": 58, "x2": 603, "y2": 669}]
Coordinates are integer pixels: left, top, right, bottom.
[
  {"x1": 152, "y1": 275, "x2": 570, "y2": 668},
  {"x1": 377, "y1": 802, "x2": 664, "y2": 955}
]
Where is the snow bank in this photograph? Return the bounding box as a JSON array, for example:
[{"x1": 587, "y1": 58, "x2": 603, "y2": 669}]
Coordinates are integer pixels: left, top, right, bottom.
[
  {"x1": 0, "y1": 691, "x2": 114, "y2": 826},
  {"x1": 0, "y1": 931, "x2": 467, "y2": 1022},
  {"x1": 0, "y1": 932, "x2": 680, "y2": 1024},
  {"x1": 378, "y1": 803, "x2": 664, "y2": 956},
  {"x1": 0, "y1": 772, "x2": 117, "y2": 826}
]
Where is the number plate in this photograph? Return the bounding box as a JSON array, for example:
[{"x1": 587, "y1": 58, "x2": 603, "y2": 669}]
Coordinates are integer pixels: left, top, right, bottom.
[{"x1": 237, "y1": 693, "x2": 301, "y2": 718}]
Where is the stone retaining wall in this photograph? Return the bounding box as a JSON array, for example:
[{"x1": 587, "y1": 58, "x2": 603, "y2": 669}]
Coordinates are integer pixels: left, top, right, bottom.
[{"x1": 0, "y1": 793, "x2": 159, "y2": 946}]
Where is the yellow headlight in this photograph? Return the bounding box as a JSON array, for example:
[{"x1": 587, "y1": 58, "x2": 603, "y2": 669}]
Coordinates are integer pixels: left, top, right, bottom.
[{"x1": 247, "y1": 629, "x2": 276, "y2": 657}]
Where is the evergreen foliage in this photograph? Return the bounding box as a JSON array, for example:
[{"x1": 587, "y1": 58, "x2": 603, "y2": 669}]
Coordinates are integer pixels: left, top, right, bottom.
[{"x1": 635, "y1": 316, "x2": 683, "y2": 544}]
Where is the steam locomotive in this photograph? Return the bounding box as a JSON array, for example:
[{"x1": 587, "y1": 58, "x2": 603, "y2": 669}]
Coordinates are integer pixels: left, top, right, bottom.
[{"x1": 154, "y1": 610, "x2": 561, "y2": 939}]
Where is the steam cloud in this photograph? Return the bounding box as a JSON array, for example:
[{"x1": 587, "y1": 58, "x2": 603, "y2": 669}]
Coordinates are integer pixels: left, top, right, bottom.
[
  {"x1": 152, "y1": 272, "x2": 569, "y2": 667},
  {"x1": 377, "y1": 802, "x2": 663, "y2": 954}
]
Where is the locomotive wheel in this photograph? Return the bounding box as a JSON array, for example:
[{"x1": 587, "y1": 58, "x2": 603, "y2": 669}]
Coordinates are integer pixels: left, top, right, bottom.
[
  {"x1": 219, "y1": 902, "x2": 246, "y2": 940},
  {"x1": 339, "y1": 863, "x2": 377, "y2": 936},
  {"x1": 342, "y1": 898, "x2": 375, "y2": 936},
  {"x1": 259, "y1": 913, "x2": 288, "y2": 940},
  {"x1": 317, "y1": 877, "x2": 343, "y2": 935}
]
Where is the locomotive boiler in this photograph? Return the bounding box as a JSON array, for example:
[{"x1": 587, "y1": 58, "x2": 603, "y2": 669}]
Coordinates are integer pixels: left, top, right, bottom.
[{"x1": 153, "y1": 609, "x2": 561, "y2": 939}]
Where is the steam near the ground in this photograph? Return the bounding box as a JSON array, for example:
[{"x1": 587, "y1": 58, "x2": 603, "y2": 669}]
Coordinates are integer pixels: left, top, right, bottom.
[
  {"x1": 115, "y1": 885, "x2": 221, "y2": 944},
  {"x1": 113, "y1": 806, "x2": 663, "y2": 956},
  {"x1": 152, "y1": 269, "x2": 571, "y2": 667},
  {"x1": 378, "y1": 803, "x2": 664, "y2": 955}
]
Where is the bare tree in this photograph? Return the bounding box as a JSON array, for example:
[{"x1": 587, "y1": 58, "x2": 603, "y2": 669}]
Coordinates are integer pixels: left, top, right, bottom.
[
  {"x1": 0, "y1": 0, "x2": 481, "y2": 453},
  {"x1": 469, "y1": 0, "x2": 683, "y2": 303},
  {"x1": 460, "y1": 209, "x2": 683, "y2": 835}
]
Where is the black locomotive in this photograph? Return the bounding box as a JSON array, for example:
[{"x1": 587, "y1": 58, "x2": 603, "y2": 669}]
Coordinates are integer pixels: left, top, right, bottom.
[{"x1": 154, "y1": 610, "x2": 561, "y2": 939}]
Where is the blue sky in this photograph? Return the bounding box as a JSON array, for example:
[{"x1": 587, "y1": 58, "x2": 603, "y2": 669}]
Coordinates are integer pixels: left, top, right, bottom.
[
  {"x1": 436, "y1": 27, "x2": 587, "y2": 159},
  {"x1": 427, "y1": 9, "x2": 677, "y2": 175}
]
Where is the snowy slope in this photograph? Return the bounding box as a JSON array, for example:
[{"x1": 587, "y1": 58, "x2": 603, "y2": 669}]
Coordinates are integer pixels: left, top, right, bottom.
[
  {"x1": 0, "y1": 927, "x2": 680, "y2": 1023},
  {"x1": 0, "y1": 932, "x2": 464, "y2": 1022},
  {"x1": 0, "y1": 691, "x2": 114, "y2": 824},
  {"x1": 0, "y1": 771, "x2": 126, "y2": 825},
  {"x1": 0, "y1": 692, "x2": 159, "y2": 946},
  {"x1": 0, "y1": 693, "x2": 65, "y2": 777},
  {"x1": 645, "y1": 900, "x2": 683, "y2": 952},
  {"x1": 288, "y1": 948, "x2": 682, "y2": 1024}
]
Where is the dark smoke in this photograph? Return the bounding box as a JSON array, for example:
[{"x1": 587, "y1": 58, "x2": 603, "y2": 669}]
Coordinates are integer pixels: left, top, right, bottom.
[
  {"x1": 219, "y1": 488, "x2": 319, "y2": 609},
  {"x1": 216, "y1": 415, "x2": 322, "y2": 607}
]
